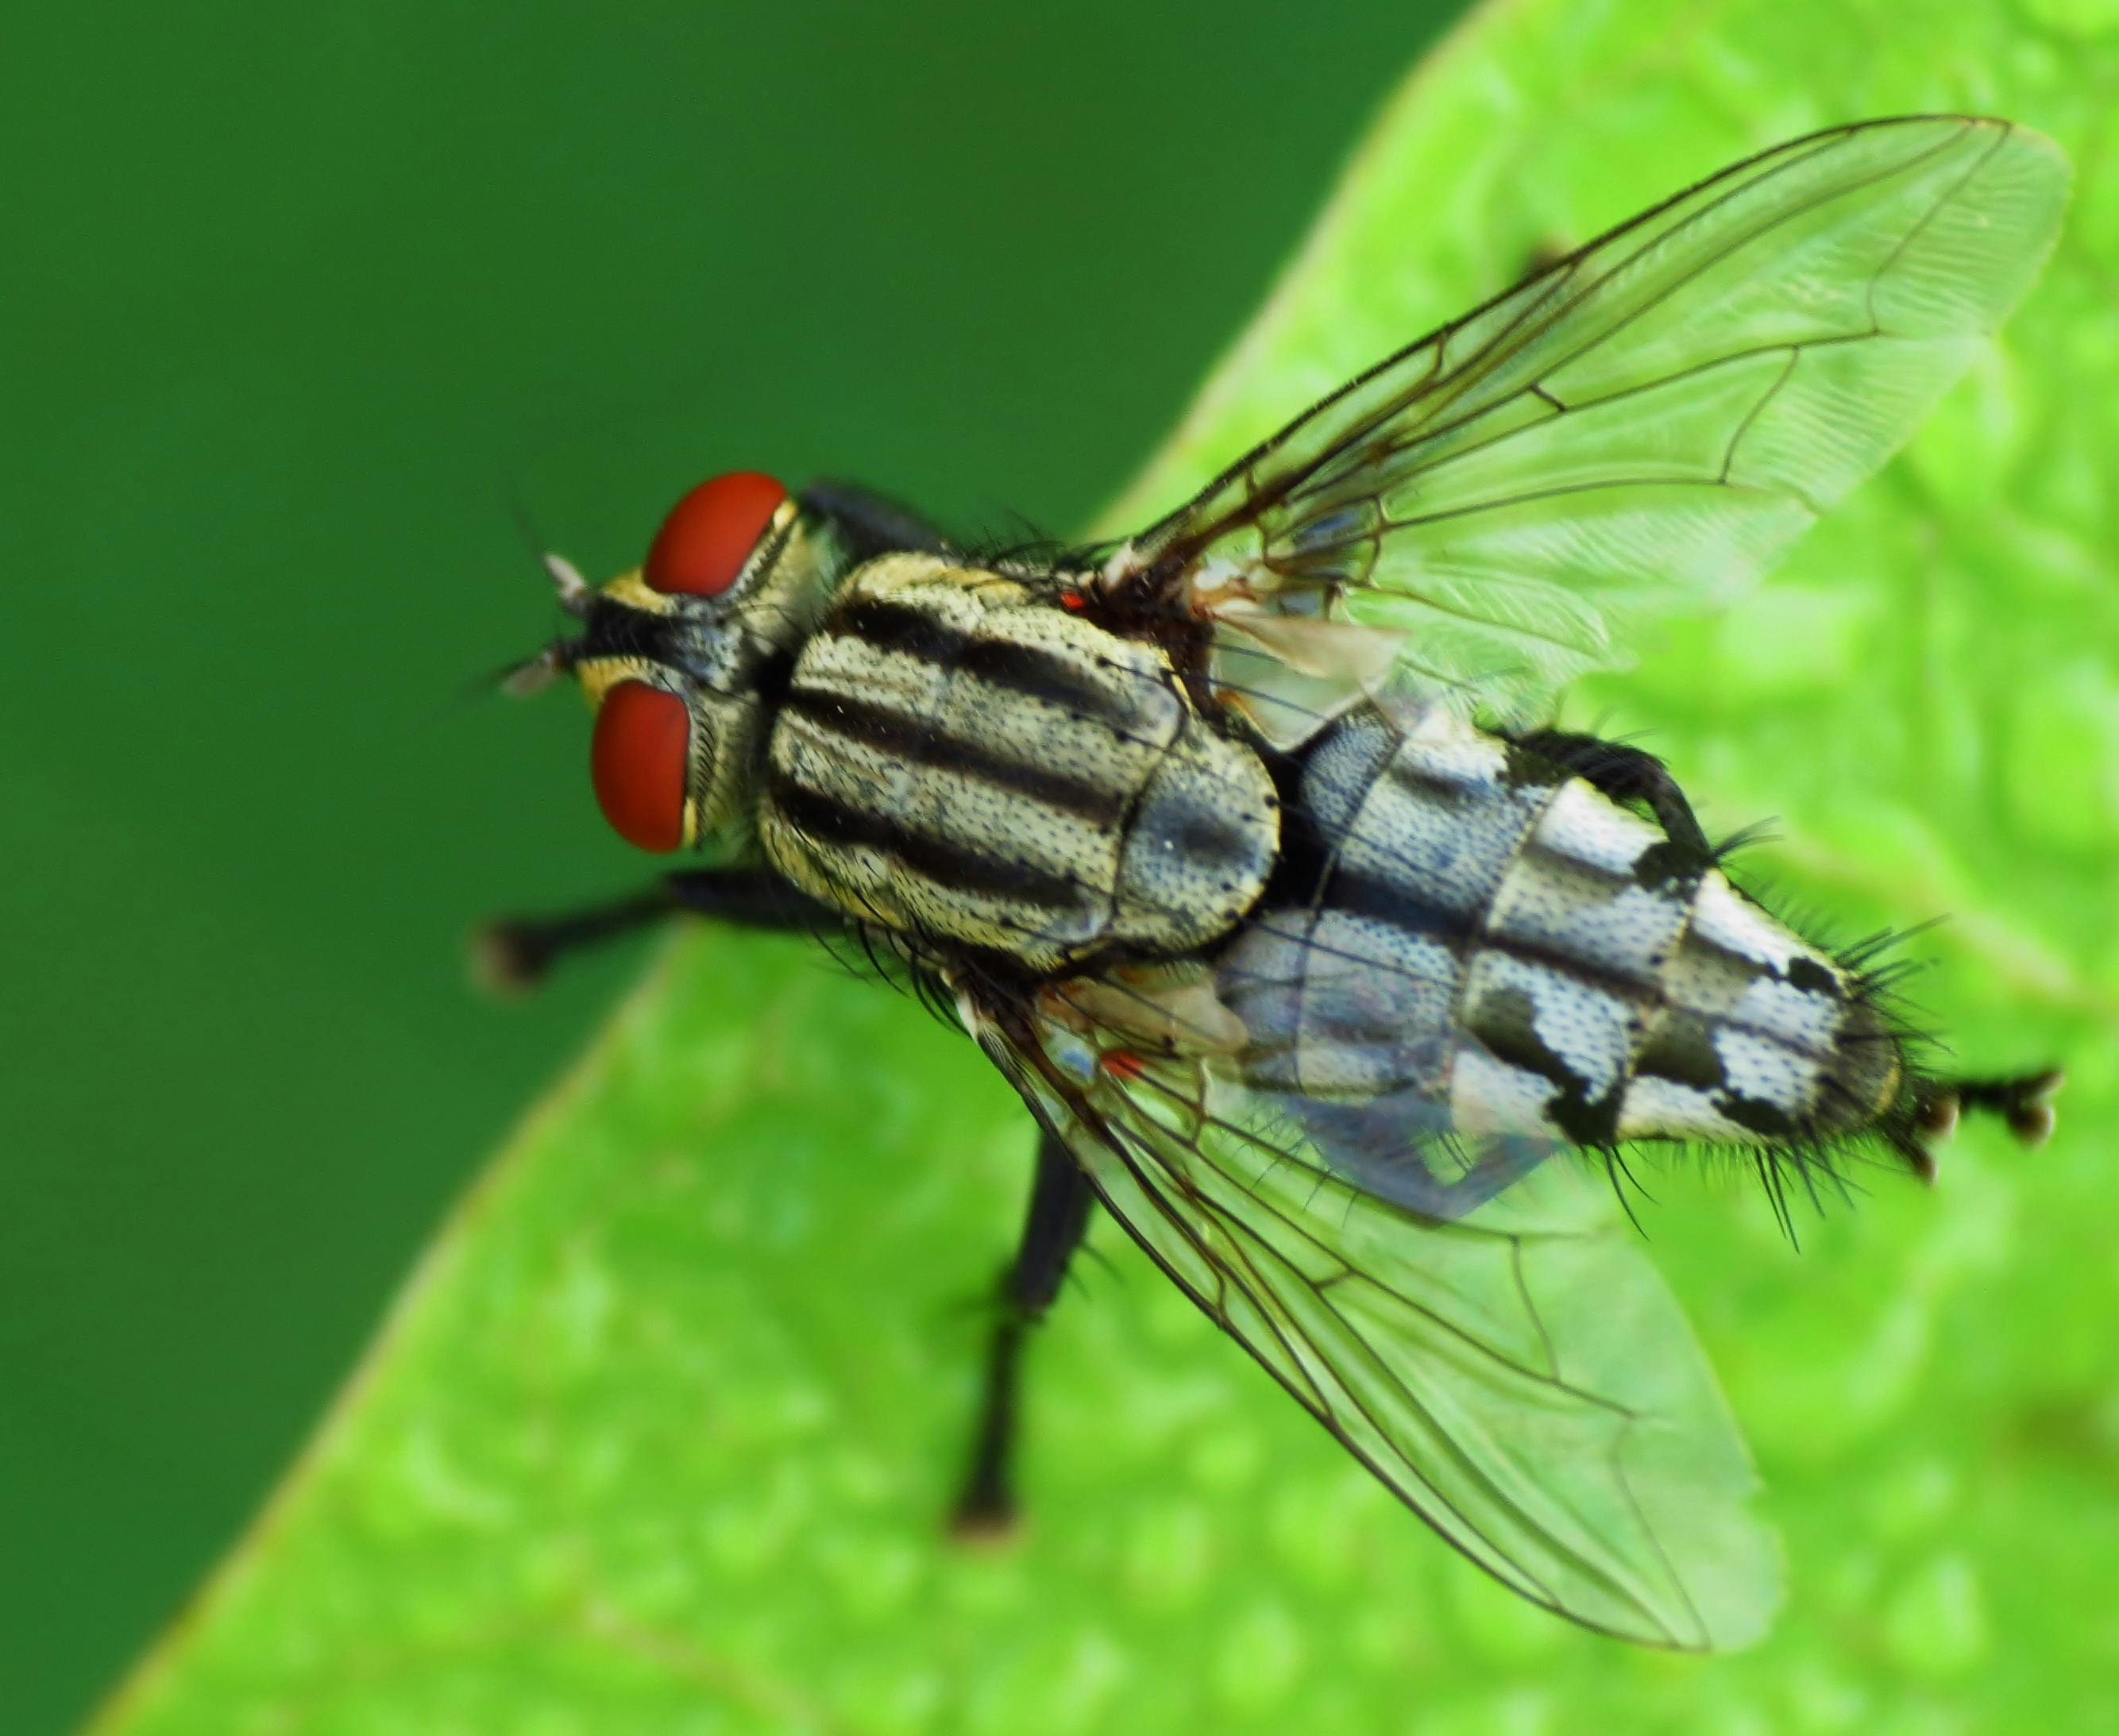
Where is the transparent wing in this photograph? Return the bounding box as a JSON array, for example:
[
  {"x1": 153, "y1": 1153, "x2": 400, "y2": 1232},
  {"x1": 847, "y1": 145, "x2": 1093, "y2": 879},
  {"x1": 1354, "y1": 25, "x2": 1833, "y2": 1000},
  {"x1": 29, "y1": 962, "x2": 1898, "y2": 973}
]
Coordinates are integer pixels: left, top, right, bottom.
[
  {"x1": 1107, "y1": 117, "x2": 2068, "y2": 732},
  {"x1": 985, "y1": 993, "x2": 1781, "y2": 1649}
]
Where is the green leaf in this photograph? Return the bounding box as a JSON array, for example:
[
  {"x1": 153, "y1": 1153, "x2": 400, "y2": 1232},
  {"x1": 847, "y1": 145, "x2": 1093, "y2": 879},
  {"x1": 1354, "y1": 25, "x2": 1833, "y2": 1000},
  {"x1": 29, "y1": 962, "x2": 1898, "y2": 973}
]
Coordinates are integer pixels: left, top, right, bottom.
[{"x1": 97, "y1": 0, "x2": 2119, "y2": 1728}]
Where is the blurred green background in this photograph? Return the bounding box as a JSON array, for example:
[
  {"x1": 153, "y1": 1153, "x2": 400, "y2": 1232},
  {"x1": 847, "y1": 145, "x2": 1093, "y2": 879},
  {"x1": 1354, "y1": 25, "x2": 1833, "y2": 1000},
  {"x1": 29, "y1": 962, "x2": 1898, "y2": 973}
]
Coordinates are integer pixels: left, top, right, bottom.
[{"x1": 2, "y1": 2, "x2": 1458, "y2": 1726}]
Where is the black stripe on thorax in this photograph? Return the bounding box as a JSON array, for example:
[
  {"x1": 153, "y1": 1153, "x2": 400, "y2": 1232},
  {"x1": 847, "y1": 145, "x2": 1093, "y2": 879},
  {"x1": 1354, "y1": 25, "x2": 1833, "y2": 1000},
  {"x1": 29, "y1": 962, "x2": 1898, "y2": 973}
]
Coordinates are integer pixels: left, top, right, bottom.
[
  {"x1": 781, "y1": 686, "x2": 1124, "y2": 824},
  {"x1": 832, "y1": 593, "x2": 1156, "y2": 732},
  {"x1": 766, "y1": 769, "x2": 1087, "y2": 910}
]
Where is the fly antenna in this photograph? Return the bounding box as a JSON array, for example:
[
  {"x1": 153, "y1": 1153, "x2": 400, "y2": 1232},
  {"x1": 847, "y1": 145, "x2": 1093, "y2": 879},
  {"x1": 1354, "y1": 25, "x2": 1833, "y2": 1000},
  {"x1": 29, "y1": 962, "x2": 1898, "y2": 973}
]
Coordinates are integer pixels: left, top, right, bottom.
[
  {"x1": 543, "y1": 551, "x2": 592, "y2": 617},
  {"x1": 508, "y1": 495, "x2": 594, "y2": 618},
  {"x1": 495, "y1": 637, "x2": 581, "y2": 698}
]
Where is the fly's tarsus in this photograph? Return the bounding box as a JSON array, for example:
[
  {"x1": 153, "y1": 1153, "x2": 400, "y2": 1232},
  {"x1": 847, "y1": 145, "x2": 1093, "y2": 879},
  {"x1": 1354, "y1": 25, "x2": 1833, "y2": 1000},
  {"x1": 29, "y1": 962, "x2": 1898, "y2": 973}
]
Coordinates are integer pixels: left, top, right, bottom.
[
  {"x1": 473, "y1": 870, "x2": 834, "y2": 992},
  {"x1": 473, "y1": 887, "x2": 677, "y2": 993},
  {"x1": 1916, "y1": 1067, "x2": 2067, "y2": 1157},
  {"x1": 948, "y1": 1132, "x2": 1095, "y2": 1542}
]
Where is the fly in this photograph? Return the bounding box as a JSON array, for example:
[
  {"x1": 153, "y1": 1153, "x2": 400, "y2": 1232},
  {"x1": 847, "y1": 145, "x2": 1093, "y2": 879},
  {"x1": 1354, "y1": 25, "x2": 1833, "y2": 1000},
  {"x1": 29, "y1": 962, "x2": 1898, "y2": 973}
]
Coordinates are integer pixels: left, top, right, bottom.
[{"x1": 486, "y1": 117, "x2": 2068, "y2": 1649}]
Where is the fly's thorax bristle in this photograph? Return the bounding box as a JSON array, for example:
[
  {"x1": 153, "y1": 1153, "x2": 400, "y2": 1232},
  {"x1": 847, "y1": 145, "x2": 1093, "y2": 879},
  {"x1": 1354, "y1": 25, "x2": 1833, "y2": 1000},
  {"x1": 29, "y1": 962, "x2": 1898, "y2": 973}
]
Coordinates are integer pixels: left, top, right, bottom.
[{"x1": 759, "y1": 556, "x2": 1277, "y2": 970}]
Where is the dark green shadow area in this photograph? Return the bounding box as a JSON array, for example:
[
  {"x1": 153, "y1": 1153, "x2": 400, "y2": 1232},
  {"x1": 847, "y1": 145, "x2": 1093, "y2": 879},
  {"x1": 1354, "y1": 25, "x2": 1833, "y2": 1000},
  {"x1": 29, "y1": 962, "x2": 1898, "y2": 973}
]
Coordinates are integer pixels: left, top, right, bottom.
[{"x1": 0, "y1": 5, "x2": 1455, "y2": 1727}]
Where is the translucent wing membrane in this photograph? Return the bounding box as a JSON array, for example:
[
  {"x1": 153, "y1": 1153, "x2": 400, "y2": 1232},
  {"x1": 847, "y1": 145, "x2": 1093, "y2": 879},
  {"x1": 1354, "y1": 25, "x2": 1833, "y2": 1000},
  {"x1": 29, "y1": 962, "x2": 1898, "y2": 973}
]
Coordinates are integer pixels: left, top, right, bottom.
[
  {"x1": 987, "y1": 979, "x2": 1781, "y2": 1648},
  {"x1": 982, "y1": 882, "x2": 1780, "y2": 1653},
  {"x1": 1113, "y1": 117, "x2": 2068, "y2": 727},
  {"x1": 951, "y1": 114, "x2": 2063, "y2": 1644}
]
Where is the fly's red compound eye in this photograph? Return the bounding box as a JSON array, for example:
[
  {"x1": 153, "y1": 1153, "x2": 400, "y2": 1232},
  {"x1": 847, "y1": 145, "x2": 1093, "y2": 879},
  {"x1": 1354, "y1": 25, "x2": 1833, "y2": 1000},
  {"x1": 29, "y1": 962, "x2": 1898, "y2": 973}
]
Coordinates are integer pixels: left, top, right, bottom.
[
  {"x1": 590, "y1": 680, "x2": 691, "y2": 852},
  {"x1": 643, "y1": 470, "x2": 788, "y2": 597}
]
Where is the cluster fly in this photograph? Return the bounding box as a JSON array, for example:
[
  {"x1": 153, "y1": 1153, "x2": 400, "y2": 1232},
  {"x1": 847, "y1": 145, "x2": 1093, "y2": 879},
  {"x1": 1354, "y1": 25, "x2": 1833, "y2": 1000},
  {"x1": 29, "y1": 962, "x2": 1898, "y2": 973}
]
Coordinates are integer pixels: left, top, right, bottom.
[{"x1": 488, "y1": 118, "x2": 2067, "y2": 1648}]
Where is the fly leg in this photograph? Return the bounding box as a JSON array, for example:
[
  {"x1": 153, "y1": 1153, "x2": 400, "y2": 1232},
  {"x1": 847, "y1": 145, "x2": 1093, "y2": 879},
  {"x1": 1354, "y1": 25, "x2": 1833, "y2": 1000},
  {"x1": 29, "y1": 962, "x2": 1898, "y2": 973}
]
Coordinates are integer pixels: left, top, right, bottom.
[
  {"x1": 1902, "y1": 1067, "x2": 2066, "y2": 1174},
  {"x1": 799, "y1": 480, "x2": 952, "y2": 561},
  {"x1": 1949, "y1": 1071, "x2": 2066, "y2": 1144},
  {"x1": 1511, "y1": 728, "x2": 1714, "y2": 862},
  {"x1": 477, "y1": 869, "x2": 833, "y2": 990},
  {"x1": 951, "y1": 1131, "x2": 1097, "y2": 1537}
]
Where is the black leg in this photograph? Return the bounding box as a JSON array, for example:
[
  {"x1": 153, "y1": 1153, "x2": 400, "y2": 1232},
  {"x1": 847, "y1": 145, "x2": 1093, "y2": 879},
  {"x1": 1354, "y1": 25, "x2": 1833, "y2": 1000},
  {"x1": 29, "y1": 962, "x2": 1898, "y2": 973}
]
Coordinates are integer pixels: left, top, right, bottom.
[
  {"x1": 1513, "y1": 727, "x2": 1713, "y2": 860},
  {"x1": 951, "y1": 1132, "x2": 1097, "y2": 1537},
  {"x1": 799, "y1": 479, "x2": 952, "y2": 561},
  {"x1": 476, "y1": 868, "x2": 832, "y2": 990},
  {"x1": 1907, "y1": 1067, "x2": 2065, "y2": 1166}
]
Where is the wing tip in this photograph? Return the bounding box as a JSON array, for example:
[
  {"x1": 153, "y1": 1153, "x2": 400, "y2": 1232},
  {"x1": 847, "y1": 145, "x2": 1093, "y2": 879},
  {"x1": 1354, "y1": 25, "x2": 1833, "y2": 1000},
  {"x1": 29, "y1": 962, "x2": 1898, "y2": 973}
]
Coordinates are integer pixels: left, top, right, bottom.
[{"x1": 1619, "y1": 1503, "x2": 1785, "y2": 1653}]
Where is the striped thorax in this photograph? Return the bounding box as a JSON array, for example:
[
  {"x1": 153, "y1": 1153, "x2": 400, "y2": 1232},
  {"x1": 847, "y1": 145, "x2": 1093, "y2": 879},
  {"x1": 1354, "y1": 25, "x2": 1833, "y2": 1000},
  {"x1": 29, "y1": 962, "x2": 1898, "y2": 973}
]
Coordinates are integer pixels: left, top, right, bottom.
[{"x1": 762, "y1": 554, "x2": 1281, "y2": 972}]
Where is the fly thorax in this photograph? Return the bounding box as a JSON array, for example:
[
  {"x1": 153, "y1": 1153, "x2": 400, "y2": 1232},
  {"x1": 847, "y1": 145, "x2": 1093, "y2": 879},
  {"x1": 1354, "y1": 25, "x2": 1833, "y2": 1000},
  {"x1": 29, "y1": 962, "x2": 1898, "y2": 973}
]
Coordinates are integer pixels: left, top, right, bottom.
[{"x1": 761, "y1": 554, "x2": 1281, "y2": 970}]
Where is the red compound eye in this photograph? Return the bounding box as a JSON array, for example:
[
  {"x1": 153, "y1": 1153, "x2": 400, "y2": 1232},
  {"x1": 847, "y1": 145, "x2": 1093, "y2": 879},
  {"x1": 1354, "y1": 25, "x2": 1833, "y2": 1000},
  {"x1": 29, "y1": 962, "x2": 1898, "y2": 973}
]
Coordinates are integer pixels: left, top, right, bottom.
[
  {"x1": 643, "y1": 470, "x2": 788, "y2": 596},
  {"x1": 590, "y1": 680, "x2": 691, "y2": 852}
]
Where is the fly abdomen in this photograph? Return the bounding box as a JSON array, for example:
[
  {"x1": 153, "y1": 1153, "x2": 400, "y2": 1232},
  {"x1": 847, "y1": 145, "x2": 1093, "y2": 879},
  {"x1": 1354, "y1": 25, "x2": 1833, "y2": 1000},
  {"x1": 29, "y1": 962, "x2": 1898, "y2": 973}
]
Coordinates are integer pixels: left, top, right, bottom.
[
  {"x1": 1621, "y1": 876, "x2": 1902, "y2": 1147},
  {"x1": 761, "y1": 554, "x2": 1279, "y2": 970},
  {"x1": 1220, "y1": 705, "x2": 1909, "y2": 1159}
]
